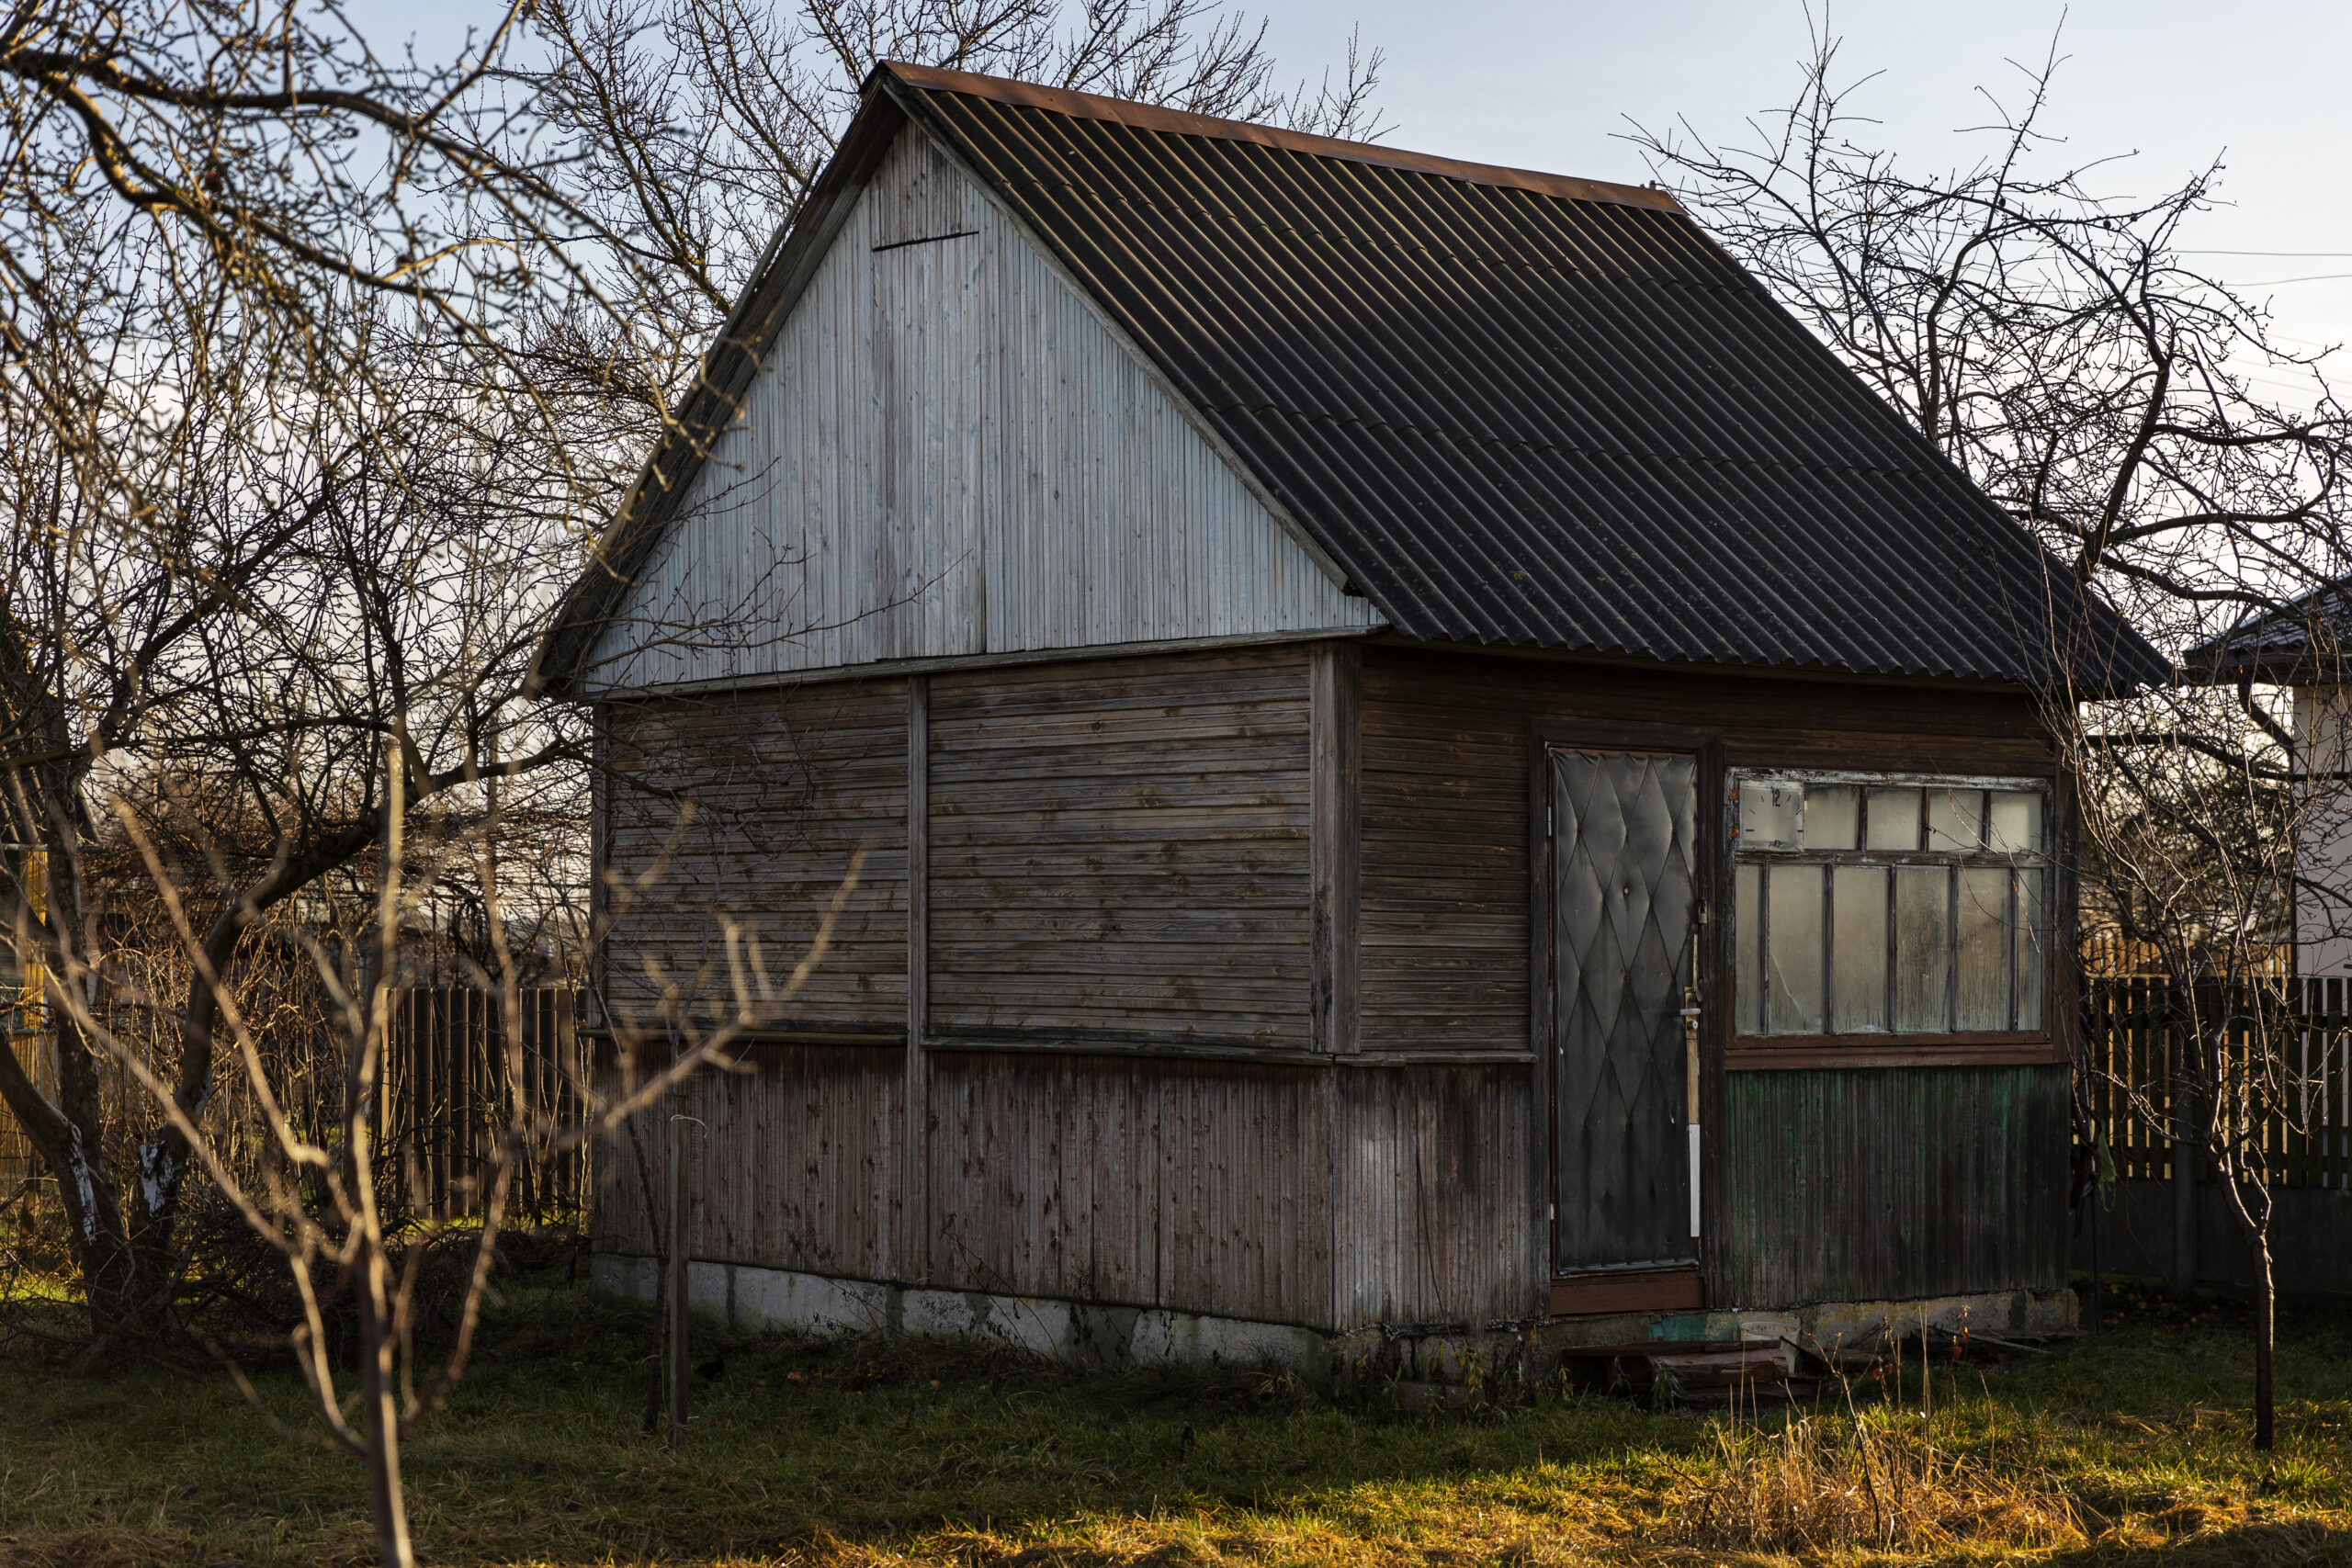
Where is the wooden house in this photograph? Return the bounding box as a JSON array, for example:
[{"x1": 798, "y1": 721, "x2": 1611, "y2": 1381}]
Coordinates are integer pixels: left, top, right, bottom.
[
  {"x1": 2189, "y1": 592, "x2": 2352, "y2": 976},
  {"x1": 544, "y1": 64, "x2": 2166, "y2": 1381}
]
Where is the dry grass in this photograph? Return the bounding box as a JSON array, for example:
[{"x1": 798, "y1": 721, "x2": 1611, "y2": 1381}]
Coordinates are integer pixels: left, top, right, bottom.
[
  {"x1": 1678, "y1": 1404, "x2": 2091, "y2": 1555},
  {"x1": 0, "y1": 1269, "x2": 2347, "y2": 1566}
]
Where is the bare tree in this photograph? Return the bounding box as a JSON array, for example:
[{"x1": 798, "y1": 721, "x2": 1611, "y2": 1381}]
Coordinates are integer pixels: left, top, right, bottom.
[
  {"x1": 1632, "y1": 23, "x2": 2352, "y2": 1450},
  {"x1": 0, "y1": 0, "x2": 1382, "y2": 1557},
  {"x1": 0, "y1": 0, "x2": 650, "y2": 1348}
]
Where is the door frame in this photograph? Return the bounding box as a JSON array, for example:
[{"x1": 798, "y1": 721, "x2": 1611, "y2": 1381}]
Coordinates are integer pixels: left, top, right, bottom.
[{"x1": 1526, "y1": 718, "x2": 1725, "y2": 1317}]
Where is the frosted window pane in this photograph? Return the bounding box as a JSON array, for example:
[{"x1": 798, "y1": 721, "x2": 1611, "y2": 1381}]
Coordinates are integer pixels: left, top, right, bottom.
[
  {"x1": 1894, "y1": 865, "x2": 1951, "y2": 1032},
  {"x1": 2017, "y1": 868, "x2": 2047, "y2": 1029},
  {"x1": 1988, "y1": 791, "x2": 2043, "y2": 857},
  {"x1": 1830, "y1": 866, "x2": 1888, "y2": 1032},
  {"x1": 1766, "y1": 863, "x2": 1826, "y2": 1034},
  {"x1": 1927, "y1": 788, "x2": 1986, "y2": 852},
  {"x1": 1804, "y1": 784, "x2": 1860, "y2": 850},
  {"x1": 1735, "y1": 863, "x2": 1762, "y2": 1036},
  {"x1": 1741, "y1": 778, "x2": 1802, "y2": 852},
  {"x1": 1956, "y1": 867, "x2": 2012, "y2": 1030},
  {"x1": 1866, "y1": 788, "x2": 1921, "y2": 851}
]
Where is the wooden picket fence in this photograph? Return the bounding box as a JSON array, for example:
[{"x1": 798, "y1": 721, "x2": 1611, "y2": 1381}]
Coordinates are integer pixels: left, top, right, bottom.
[
  {"x1": 383, "y1": 987, "x2": 591, "y2": 1220},
  {"x1": 1, "y1": 987, "x2": 590, "y2": 1223},
  {"x1": 2081, "y1": 976, "x2": 2352, "y2": 1190}
]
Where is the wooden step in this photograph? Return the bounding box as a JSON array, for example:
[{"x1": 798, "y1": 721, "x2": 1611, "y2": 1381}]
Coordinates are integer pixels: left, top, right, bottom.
[{"x1": 1560, "y1": 1338, "x2": 1813, "y2": 1404}]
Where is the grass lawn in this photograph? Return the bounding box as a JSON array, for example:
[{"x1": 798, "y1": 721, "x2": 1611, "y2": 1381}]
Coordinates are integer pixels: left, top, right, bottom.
[{"x1": 1, "y1": 1266, "x2": 2347, "y2": 1567}]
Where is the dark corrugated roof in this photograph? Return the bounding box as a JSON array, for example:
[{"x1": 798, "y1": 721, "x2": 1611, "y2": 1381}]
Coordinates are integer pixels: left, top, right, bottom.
[
  {"x1": 543, "y1": 64, "x2": 2167, "y2": 694},
  {"x1": 2183, "y1": 580, "x2": 2352, "y2": 683}
]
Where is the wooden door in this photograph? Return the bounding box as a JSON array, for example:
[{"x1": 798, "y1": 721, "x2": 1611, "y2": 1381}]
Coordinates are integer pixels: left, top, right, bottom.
[{"x1": 1550, "y1": 747, "x2": 1701, "y2": 1290}]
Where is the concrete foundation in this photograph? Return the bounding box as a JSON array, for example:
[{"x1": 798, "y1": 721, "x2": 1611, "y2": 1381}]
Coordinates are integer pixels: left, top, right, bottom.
[{"x1": 591, "y1": 1253, "x2": 2075, "y2": 1392}]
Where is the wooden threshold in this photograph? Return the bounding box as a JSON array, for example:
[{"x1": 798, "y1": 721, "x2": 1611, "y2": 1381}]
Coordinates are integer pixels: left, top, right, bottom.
[{"x1": 1550, "y1": 1266, "x2": 1705, "y2": 1318}]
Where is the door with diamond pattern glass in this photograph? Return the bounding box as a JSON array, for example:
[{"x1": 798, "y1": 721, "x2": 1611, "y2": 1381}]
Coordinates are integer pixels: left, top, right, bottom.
[{"x1": 1551, "y1": 748, "x2": 1699, "y2": 1274}]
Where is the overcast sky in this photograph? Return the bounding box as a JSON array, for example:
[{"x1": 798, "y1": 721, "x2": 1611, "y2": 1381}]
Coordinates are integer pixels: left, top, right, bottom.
[{"x1": 388, "y1": 1, "x2": 2352, "y2": 377}]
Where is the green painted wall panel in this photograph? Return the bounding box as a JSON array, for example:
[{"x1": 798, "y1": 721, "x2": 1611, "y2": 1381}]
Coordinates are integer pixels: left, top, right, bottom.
[{"x1": 1720, "y1": 1065, "x2": 2069, "y2": 1306}]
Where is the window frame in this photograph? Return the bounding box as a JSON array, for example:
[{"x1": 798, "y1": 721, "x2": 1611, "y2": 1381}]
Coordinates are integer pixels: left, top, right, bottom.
[{"x1": 1724, "y1": 767, "x2": 2059, "y2": 1070}]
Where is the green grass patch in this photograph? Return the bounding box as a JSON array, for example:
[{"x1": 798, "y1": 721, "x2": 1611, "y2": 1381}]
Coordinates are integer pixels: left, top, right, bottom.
[{"x1": 0, "y1": 1272, "x2": 2347, "y2": 1565}]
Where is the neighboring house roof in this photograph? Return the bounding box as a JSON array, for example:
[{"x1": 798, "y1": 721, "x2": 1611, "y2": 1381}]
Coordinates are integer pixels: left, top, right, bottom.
[
  {"x1": 542, "y1": 62, "x2": 2168, "y2": 695},
  {"x1": 2182, "y1": 579, "x2": 2352, "y2": 684}
]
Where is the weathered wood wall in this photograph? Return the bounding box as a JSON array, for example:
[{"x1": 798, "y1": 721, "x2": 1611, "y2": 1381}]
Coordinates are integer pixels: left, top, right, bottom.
[
  {"x1": 923, "y1": 1053, "x2": 1329, "y2": 1322},
  {"x1": 598, "y1": 641, "x2": 2070, "y2": 1331},
  {"x1": 597, "y1": 1043, "x2": 908, "y2": 1281},
  {"x1": 1357, "y1": 646, "x2": 2066, "y2": 1310},
  {"x1": 1333, "y1": 1063, "x2": 1533, "y2": 1326},
  {"x1": 1718, "y1": 1065, "x2": 2071, "y2": 1303},
  {"x1": 585, "y1": 124, "x2": 1378, "y2": 694},
  {"x1": 1357, "y1": 647, "x2": 2055, "y2": 1056},
  {"x1": 601, "y1": 679, "x2": 910, "y2": 1031},
  {"x1": 928, "y1": 651, "x2": 1313, "y2": 1043}
]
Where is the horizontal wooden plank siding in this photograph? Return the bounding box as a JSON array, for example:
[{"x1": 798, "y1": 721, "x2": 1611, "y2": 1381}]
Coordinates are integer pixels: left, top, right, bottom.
[
  {"x1": 929, "y1": 651, "x2": 1315, "y2": 1042},
  {"x1": 603, "y1": 679, "x2": 909, "y2": 1030},
  {"x1": 595, "y1": 1044, "x2": 904, "y2": 1280},
  {"x1": 1359, "y1": 648, "x2": 2054, "y2": 1055},
  {"x1": 1359, "y1": 662, "x2": 1530, "y2": 1053},
  {"x1": 1334, "y1": 1063, "x2": 1534, "y2": 1325},
  {"x1": 926, "y1": 1052, "x2": 1332, "y2": 1325},
  {"x1": 1718, "y1": 1065, "x2": 2070, "y2": 1305}
]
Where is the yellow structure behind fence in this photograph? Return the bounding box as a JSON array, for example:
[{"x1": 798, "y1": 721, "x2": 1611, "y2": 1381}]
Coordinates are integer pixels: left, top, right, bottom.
[{"x1": 1, "y1": 848, "x2": 48, "y2": 1200}]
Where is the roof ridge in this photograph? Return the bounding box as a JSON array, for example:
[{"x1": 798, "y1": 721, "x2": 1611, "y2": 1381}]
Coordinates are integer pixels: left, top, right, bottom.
[
  {"x1": 987, "y1": 167, "x2": 1739, "y2": 288},
  {"x1": 880, "y1": 61, "x2": 1684, "y2": 214}
]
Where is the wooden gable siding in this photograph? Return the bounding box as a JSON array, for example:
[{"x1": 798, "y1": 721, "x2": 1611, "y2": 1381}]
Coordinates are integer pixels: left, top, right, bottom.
[
  {"x1": 601, "y1": 679, "x2": 910, "y2": 1029},
  {"x1": 585, "y1": 125, "x2": 1378, "y2": 694},
  {"x1": 1357, "y1": 646, "x2": 2055, "y2": 1055},
  {"x1": 927, "y1": 650, "x2": 1315, "y2": 1043}
]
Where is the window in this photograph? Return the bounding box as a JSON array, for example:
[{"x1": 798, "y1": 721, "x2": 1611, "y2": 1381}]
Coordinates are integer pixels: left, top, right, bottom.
[{"x1": 1729, "y1": 773, "x2": 2049, "y2": 1041}]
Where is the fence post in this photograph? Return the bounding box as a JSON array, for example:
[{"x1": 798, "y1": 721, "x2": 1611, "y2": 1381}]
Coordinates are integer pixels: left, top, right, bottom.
[{"x1": 2171, "y1": 979, "x2": 2198, "y2": 1292}]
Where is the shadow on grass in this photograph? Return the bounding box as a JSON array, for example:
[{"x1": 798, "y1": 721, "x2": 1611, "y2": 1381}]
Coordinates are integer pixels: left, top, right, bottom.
[
  {"x1": 2, "y1": 1261, "x2": 2349, "y2": 1566},
  {"x1": 2056, "y1": 1517, "x2": 2352, "y2": 1566}
]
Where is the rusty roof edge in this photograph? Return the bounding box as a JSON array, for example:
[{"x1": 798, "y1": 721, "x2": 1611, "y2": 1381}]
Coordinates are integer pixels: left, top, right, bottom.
[{"x1": 879, "y1": 61, "x2": 1683, "y2": 214}]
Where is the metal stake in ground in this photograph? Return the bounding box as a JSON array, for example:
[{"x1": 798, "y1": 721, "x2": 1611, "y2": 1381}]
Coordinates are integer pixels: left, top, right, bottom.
[{"x1": 668, "y1": 1093, "x2": 690, "y2": 1452}]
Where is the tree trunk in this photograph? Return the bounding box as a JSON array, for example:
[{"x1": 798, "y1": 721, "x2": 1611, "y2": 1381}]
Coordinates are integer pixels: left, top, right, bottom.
[
  {"x1": 2253, "y1": 1233, "x2": 2276, "y2": 1450},
  {"x1": 2170, "y1": 998, "x2": 2199, "y2": 1292},
  {"x1": 2213, "y1": 1139, "x2": 2278, "y2": 1455},
  {"x1": 354, "y1": 1231, "x2": 416, "y2": 1568}
]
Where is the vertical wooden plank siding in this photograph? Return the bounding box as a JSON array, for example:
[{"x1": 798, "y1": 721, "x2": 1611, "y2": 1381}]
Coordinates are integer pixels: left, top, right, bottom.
[
  {"x1": 1310, "y1": 642, "x2": 1362, "y2": 1055},
  {"x1": 924, "y1": 1053, "x2": 1332, "y2": 1325},
  {"x1": 1719, "y1": 1066, "x2": 2070, "y2": 1305},
  {"x1": 1332, "y1": 1064, "x2": 1532, "y2": 1326},
  {"x1": 905, "y1": 676, "x2": 932, "y2": 1280},
  {"x1": 598, "y1": 1044, "x2": 905, "y2": 1279},
  {"x1": 927, "y1": 651, "x2": 1314, "y2": 1042},
  {"x1": 602, "y1": 680, "x2": 910, "y2": 1029},
  {"x1": 585, "y1": 125, "x2": 1376, "y2": 694}
]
